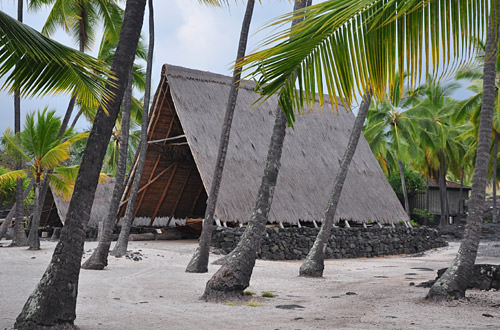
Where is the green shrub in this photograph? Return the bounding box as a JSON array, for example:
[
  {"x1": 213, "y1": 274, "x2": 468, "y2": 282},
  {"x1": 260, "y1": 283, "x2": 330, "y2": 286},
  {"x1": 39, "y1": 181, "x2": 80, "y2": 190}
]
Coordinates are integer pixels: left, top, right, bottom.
[{"x1": 261, "y1": 291, "x2": 275, "y2": 298}]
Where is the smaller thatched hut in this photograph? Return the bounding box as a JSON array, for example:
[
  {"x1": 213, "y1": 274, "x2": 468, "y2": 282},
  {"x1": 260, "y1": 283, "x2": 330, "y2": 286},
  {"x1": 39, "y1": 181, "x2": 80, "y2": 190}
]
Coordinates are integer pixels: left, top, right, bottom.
[{"x1": 40, "y1": 178, "x2": 115, "y2": 229}]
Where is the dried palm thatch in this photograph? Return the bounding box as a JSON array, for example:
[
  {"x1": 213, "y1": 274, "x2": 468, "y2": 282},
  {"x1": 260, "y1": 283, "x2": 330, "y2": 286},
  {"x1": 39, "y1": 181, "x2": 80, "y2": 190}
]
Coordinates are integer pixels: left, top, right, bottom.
[
  {"x1": 120, "y1": 65, "x2": 408, "y2": 225},
  {"x1": 45, "y1": 178, "x2": 115, "y2": 228}
]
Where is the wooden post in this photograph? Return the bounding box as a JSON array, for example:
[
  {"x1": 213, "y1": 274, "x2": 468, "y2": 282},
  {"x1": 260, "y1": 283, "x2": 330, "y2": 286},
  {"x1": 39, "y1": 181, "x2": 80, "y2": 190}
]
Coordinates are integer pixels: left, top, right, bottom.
[
  {"x1": 312, "y1": 220, "x2": 318, "y2": 228},
  {"x1": 344, "y1": 220, "x2": 350, "y2": 228}
]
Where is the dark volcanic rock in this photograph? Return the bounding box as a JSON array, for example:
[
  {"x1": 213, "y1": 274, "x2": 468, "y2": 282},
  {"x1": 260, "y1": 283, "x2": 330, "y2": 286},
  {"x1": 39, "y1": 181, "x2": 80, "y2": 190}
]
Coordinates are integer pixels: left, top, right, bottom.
[
  {"x1": 211, "y1": 226, "x2": 447, "y2": 261},
  {"x1": 417, "y1": 264, "x2": 500, "y2": 290}
]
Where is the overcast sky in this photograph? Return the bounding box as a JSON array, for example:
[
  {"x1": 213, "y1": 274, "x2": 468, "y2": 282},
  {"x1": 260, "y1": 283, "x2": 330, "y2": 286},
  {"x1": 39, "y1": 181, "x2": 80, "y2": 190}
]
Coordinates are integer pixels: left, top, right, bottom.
[
  {"x1": 0, "y1": 0, "x2": 295, "y2": 133},
  {"x1": 0, "y1": 0, "x2": 475, "y2": 134}
]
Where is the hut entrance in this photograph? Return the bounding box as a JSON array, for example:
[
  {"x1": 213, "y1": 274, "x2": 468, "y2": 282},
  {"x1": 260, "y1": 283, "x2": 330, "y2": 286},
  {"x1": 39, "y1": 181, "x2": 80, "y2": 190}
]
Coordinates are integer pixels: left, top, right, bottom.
[{"x1": 118, "y1": 78, "x2": 208, "y2": 227}]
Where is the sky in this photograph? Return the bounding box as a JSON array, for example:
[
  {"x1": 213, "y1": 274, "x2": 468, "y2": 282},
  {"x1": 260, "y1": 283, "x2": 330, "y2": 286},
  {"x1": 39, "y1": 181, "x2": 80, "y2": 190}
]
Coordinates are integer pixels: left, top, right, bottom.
[
  {"x1": 0, "y1": 0, "x2": 295, "y2": 133},
  {"x1": 0, "y1": 0, "x2": 475, "y2": 134}
]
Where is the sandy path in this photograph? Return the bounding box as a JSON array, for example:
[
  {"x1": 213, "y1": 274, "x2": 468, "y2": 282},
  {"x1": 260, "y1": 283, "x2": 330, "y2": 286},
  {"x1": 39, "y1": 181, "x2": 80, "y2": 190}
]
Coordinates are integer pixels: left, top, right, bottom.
[{"x1": 1, "y1": 239, "x2": 499, "y2": 330}]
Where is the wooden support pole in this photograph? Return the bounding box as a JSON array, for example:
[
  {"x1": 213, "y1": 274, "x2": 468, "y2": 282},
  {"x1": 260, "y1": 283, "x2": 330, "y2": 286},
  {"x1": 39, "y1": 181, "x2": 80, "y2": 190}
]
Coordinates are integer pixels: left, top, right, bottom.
[
  {"x1": 363, "y1": 222, "x2": 367, "y2": 229},
  {"x1": 170, "y1": 166, "x2": 193, "y2": 217},
  {"x1": 312, "y1": 220, "x2": 318, "y2": 228},
  {"x1": 150, "y1": 164, "x2": 178, "y2": 224},
  {"x1": 279, "y1": 222, "x2": 284, "y2": 229},
  {"x1": 188, "y1": 184, "x2": 204, "y2": 216},
  {"x1": 377, "y1": 222, "x2": 383, "y2": 228},
  {"x1": 297, "y1": 221, "x2": 302, "y2": 228},
  {"x1": 344, "y1": 220, "x2": 350, "y2": 228}
]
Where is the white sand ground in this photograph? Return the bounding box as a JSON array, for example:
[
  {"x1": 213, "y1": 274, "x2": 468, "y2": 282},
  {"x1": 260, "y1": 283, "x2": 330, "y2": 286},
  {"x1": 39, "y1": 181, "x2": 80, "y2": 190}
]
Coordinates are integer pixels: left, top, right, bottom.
[{"x1": 1, "y1": 239, "x2": 499, "y2": 330}]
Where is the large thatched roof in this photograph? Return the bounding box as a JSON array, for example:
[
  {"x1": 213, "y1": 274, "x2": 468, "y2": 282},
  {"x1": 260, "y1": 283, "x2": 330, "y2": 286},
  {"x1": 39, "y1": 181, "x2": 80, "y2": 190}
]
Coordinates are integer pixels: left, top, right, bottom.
[
  {"x1": 119, "y1": 65, "x2": 408, "y2": 225},
  {"x1": 42, "y1": 178, "x2": 115, "y2": 228}
]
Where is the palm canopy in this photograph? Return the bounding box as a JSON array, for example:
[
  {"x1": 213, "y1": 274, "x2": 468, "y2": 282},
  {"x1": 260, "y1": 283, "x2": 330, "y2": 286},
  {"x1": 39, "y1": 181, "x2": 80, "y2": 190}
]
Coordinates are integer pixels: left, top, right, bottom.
[
  {"x1": 0, "y1": 109, "x2": 89, "y2": 199},
  {"x1": 363, "y1": 73, "x2": 418, "y2": 176},
  {"x1": 28, "y1": 0, "x2": 124, "y2": 52},
  {"x1": 0, "y1": 10, "x2": 114, "y2": 110},
  {"x1": 242, "y1": 0, "x2": 489, "y2": 124}
]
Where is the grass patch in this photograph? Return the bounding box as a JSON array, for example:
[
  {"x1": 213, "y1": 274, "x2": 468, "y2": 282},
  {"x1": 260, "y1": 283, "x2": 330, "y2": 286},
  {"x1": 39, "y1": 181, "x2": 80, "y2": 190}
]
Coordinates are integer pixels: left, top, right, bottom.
[
  {"x1": 243, "y1": 290, "x2": 256, "y2": 296},
  {"x1": 223, "y1": 302, "x2": 236, "y2": 306},
  {"x1": 245, "y1": 299, "x2": 259, "y2": 307},
  {"x1": 261, "y1": 291, "x2": 275, "y2": 298}
]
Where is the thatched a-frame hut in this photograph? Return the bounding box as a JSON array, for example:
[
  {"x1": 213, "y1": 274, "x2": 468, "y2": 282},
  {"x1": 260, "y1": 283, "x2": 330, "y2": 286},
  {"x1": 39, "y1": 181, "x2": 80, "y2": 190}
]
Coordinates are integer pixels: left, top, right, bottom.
[
  {"x1": 118, "y1": 65, "x2": 409, "y2": 226},
  {"x1": 41, "y1": 178, "x2": 115, "y2": 229}
]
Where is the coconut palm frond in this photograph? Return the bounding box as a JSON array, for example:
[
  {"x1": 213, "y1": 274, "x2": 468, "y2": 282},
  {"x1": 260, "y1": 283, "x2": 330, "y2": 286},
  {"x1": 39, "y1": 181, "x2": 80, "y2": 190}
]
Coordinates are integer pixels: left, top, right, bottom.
[
  {"x1": 242, "y1": 0, "x2": 486, "y2": 123},
  {"x1": 0, "y1": 10, "x2": 115, "y2": 110},
  {"x1": 0, "y1": 169, "x2": 27, "y2": 185}
]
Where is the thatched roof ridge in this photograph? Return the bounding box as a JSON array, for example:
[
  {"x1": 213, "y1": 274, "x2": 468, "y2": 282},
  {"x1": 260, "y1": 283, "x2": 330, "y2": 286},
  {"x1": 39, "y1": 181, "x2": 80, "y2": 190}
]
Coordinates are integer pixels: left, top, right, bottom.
[{"x1": 157, "y1": 64, "x2": 408, "y2": 224}]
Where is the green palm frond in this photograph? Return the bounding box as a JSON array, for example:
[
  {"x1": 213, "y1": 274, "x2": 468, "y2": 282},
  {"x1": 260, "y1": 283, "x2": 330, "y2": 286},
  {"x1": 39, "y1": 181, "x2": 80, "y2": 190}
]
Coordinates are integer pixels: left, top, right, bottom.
[
  {"x1": 242, "y1": 0, "x2": 487, "y2": 122},
  {"x1": 0, "y1": 169, "x2": 27, "y2": 185},
  {"x1": 2, "y1": 128, "x2": 30, "y2": 162},
  {"x1": 0, "y1": 10, "x2": 114, "y2": 109},
  {"x1": 47, "y1": 171, "x2": 74, "y2": 200},
  {"x1": 40, "y1": 141, "x2": 71, "y2": 169}
]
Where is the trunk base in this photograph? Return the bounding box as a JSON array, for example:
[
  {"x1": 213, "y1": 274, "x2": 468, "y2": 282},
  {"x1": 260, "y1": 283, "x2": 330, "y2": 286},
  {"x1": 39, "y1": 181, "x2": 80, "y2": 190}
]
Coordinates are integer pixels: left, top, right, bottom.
[
  {"x1": 186, "y1": 247, "x2": 209, "y2": 273},
  {"x1": 299, "y1": 258, "x2": 324, "y2": 277},
  {"x1": 426, "y1": 280, "x2": 465, "y2": 301},
  {"x1": 81, "y1": 254, "x2": 107, "y2": 270},
  {"x1": 202, "y1": 263, "x2": 249, "y2": 301}
]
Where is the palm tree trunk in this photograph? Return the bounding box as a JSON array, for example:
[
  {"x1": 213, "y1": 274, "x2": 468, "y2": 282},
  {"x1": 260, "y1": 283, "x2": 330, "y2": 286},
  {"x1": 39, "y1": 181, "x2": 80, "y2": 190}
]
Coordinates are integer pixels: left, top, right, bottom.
[
  {"x1": 492, "y1": 131, "x2": 498, "y2": 222},
  {"x1": 58, "y1": 96, "x2": 77, "y2": 136},
  {"x1": 186, "y1": 0, "x2": 256, "y2": 274},
  {"x1": 11, "y1": 0, "x2": 27, "y2": 247},
  {"x1": 0, "y1": 179, "x2": 34, "y2": 240},
  {"x1": 70, "y1": 109, "x2": 83, "y2": 130},
  {"x1": 459, "y1": 167, "x2": 464, "y2": 215},
  {"x1": 398, "y1": 159, "x2": 410, "y2": 217},
  {"x1": 15, "y1": 1, "x2": 146, "y2": 328},
  {"x1": 111, "y1": 0, "x2": 154, "y2": 258},
  {"x1": 202, "y1": 0, "x2": 311, "y2": 301},
  {"x1": 438, "y1": 150, "x2": 448, "y2": 227},
  {"x1": 426, "y1": 2, "x2": 500, "y2": 301},
  {"x1": 82, "y1": 72, "x2": 133, "y2": 270},
  {"x1": 27, "y1": 174, "x2": 41, "y2": 250},
  {"x1": 299, "y1": 90, "x2": 372, "y2": 277},
  {"x1": 27, "y1": 175, "x2": 50, "y2": 250}
]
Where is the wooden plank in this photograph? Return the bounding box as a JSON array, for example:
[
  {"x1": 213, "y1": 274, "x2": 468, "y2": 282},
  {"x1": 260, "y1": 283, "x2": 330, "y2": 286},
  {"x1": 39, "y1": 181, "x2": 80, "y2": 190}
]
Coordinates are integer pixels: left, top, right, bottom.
[
  {"x1": 150, "y1": 164, "x2": 178, "y2": 224},
  {"x1": 170, "y1": 166, "x2": 193, "y2": 217},
  {"x1": 189, "y1": 184, "x2": 204, "y2": 215}
]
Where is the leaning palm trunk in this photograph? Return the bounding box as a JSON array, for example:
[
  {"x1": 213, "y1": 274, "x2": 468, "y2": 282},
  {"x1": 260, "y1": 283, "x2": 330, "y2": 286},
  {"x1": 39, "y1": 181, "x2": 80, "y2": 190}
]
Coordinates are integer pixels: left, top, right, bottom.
[
  {"x1": 492, "y1": 131, "x2": 498, "y2": 222},
  {"x1": 426, "y1": 1, "x2": 500, "y2": 301},
  {"x1": 27, "y1": 174, "x2": 42, "y2": 250},
  {"x1": 111, "y1": 0, "x2": 154, "y2": 258},
  {"x1": 15, "y1": 1, "x2": 146, "y2": 328},
  {"x1": 398, "y1": 159, "x2": 410, "y2": 216},
  {"x1": 11, "y1": 0, "x2": 27, "y2": 247},
  {"x1": 82, "y1": 73, "x2": 133, "y2": 270},
  {"x1": 0, "y1": 179, "x2": 34, "y2": 240},
  {"x1": 202, "y1": 0, "x2": 310, "y2": 301},
  {"x1": 27, "y1": 174, "x2": 50, "y2": 250},
  {"x1": 299, "y1": 90, "x2": 372, "y2": 277},
  {"x1": 438, "y1": 150, "x2": 448, "y2": 227},
  {"x1": 186, "y1": 0, "x2": 256, "y2": 274}
]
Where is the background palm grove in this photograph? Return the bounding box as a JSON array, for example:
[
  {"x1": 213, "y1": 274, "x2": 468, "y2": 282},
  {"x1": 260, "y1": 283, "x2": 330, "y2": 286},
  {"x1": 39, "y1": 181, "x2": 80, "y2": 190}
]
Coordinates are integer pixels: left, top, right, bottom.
[{"x1": 0, "y1": 0, "x2": 500, "y2": 329}]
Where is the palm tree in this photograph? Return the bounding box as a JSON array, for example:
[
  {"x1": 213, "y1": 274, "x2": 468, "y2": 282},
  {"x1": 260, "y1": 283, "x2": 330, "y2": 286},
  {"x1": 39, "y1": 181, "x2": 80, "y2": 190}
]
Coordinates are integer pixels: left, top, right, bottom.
[
  {"x1": 363, "y1": 74, "x2": 418, "y2": 216},
  {"x1": 186, "y1": 0, "x2": 256, "y2": 273},
  {"x1": 110, "y1": 0, "x2": 154, "y2": 258},
  {"x1": 406, "y1": 78, "x2": 463, "y2": 226},
  {"x1": 12, "y1": 0, "x2": 28, "y2": 247},
  {"x1": 427, "y1": 1, "x2": 500, "y2": 300},
  {"x1": 202, "y1": 0, "x2": 311, "y2": 300},
  {"x1": 15, "y1": 1, "x2": 147, "y2": 328},
  {"x1": 1, "y1": 109, "x2": 88, "y2": 250},
  {"x1": 29, "y1": 0, "x2": 124, "y2": 135},
  {"x1": 239, "y1": 0, "x2": 491, "y2": 294}
]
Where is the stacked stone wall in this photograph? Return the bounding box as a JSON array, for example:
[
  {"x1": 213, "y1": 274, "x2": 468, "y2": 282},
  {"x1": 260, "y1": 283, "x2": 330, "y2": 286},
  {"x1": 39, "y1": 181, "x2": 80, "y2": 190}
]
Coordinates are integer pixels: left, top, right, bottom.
[{"x1": 211, "y1": 226, "x2": 447, "y2": 260}]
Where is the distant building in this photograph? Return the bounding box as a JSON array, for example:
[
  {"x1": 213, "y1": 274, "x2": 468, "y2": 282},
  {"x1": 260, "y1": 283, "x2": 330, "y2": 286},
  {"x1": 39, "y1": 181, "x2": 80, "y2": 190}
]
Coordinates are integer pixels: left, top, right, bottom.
[{"x1": 409, "y1": 179, "x2": 471, "y2": 219}]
